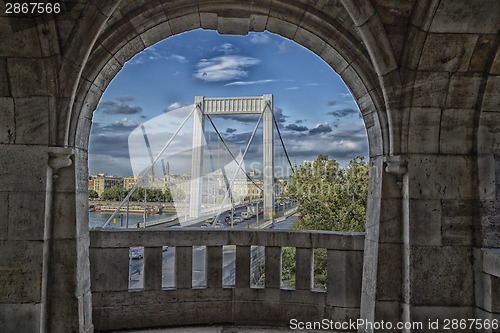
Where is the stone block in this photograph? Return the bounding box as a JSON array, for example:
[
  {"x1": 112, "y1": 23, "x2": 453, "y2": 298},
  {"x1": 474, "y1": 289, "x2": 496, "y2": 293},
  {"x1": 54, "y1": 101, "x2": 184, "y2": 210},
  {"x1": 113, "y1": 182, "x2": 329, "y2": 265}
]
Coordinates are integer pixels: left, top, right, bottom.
[
  {"x1": 327, "y1": 249, "x2": 363, "y2": 307},
  {"x1": 480, "y1": 202, "x2": 500, "y2": 248},
  {"x1": 408, "y1": 199, "x2": 442, "y2": 246},
  {"x1": 0, "y1": 58, "x2": 9, "y2": 97},
  {"x1": 249, "y1": 14, "x2": 267, "y2": 32},
  {"x1": 94, "y1": 57, "x2": 123, "y2": 92},
  {"x1": 482, "y1": 76, "x2": 500, "y2": 112},
  {"x1": 482, "y1": 248, "x2": 500, "y2": 278},
  {"x1": 114, "y1": 36, "x2": 145, "y2": 66},
  {"x1": 440, "y1": 109, "x2": 474, "y2": 154},
  {"x1": 491, "y1": 45, "x2": 500, "y2": 75},
  {"x1": 374, "y1": 243, "x2": 401, "y2": 302},
  {"x1": 446, "y1": 74, "x2": 482, "y2": 109},
  {"x1": 340, "y1": 65, "x2": 368, "y2": 100},
  {"x1": 401, "y1": 26, "x2": 427, "y2": 70},
  {"x1": 412, "y1": 71, "x2": 449, "y2": 108},
  {"x1": 408, "y1": 107, "x2": 441, "y2": 153},
  {"x1": 404, "y1": 304, "x2": 474, "y2": 331},
  {"x1": 0, "y1": 303, "x2": 41, "y2": 333},
  {"x1": 13, "y1": 97, "x2": 49, "y2": 145},
  {"x1": 294, "y1": 27, "x2": 326, "y2": 59},
  {"x1": 429, "y1": 0, "x2": 500, "y2": 34},
  {"x1": 478, "y1": 111, "x2": 500, "y2": 154},
  {"x1": 0, "y1": 97, "x2": 14, "y2": 143},
  {"x1": 470, "y1": 35, "x2": 497, "y2": 73},
  {"x1": 419, "y1": 33, "x2": 477, "y2": 72},
  {"x1": 175, "y1": 246, "x2": 193, "y2": 289},
  {"x1": 89, "y1": 247, "x2": 129, "y2": 292},
  {"x1": 0, "y1": 18, "x2": 42, "y2": 57},
  {"x1": 0, "y1": 240, "x2": 43, "y2": 302},
  {"x1": 0, "y1": 145, "x2": 48, "y2": 192},
  {"x1": 8, "y1": 192, "x2": 45, "y2": 241},
  {"x1": 378, "y1": 198, "x2": 401, "y2": 243},
  {"x1": 340, "y1": 0, "x2": 375, "y2": 26},
  {"x1": 168, "y1": 13, "x2": 200, "y2": 35},
  {"x1": 407, "y1": 155, "x2": 473, "y2": 200},
  {"x1": 441, "y1": 200, "x2": 474, "y2": 246},
  {"x1": 319, "y1": 43, "x2": 349, "y2": 74},
  {"x1": 200, "y1": 12, "x2": 217, "y2": 30},
  {"x1": 409, "y1": 246, "x2": 473, "y2": 306},
  {"x1": 7, "y1": 58, "x2": 48, "y2": 97},
  {"x1": 266, "y1": 16, "x2": 298, "y2": 40},
  {"x1": 0, "y1": 193, "x2": 7, "y2": 240}
]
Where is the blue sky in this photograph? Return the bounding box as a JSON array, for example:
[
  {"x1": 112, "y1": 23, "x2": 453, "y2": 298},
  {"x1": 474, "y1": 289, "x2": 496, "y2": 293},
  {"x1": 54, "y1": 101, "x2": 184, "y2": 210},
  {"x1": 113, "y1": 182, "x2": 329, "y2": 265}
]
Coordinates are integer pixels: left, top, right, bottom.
[{"x1": 89, "y1": 29, "x2": 368, "y2": 177}]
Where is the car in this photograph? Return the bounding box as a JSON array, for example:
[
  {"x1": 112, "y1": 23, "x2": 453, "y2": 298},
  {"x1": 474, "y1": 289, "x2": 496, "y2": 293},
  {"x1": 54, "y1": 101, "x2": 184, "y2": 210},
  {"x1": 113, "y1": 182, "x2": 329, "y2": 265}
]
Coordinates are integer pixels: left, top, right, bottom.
[
  {"x1": 205, "y1": 217, "x2": 215, "y2": 224},
  {"x1": 241, "y1": 211, "x2": 250, "y2": 219},
  {"x1": 213, "y1": 221, "x2": 226, "y2": 228},
  {"x1": 130, "y1": 247, "x2": 144, "y2": 259},
  {"x1": 224, "y1": 215, "x2": 231, "y2": 222},
  {"x1": 234, "y1": 217, "x2": 244, "y2": 224},
  {"x1": 200, "y1": 222, "x2": 211, "y2": 228}
]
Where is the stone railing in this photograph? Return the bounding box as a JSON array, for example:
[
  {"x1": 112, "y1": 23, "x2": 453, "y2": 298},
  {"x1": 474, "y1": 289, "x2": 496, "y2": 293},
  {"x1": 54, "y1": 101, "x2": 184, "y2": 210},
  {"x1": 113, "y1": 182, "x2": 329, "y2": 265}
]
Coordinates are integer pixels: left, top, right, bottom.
[{"x1": 89, "y1": 228, "x2": 365, "y2": 331}]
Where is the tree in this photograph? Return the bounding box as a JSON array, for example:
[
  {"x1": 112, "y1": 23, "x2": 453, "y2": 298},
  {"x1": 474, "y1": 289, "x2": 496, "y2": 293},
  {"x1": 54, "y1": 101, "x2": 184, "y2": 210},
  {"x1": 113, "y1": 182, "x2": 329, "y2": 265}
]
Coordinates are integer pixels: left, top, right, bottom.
[
  {"x1": 170, "y1": 187, "x2": 185, "y2": 202},
  {"x1": 284, "y1": 155, "x2": 368, "y2": 232},
  {"x1": 88, "y1": 189, "x2": 98, "y2": 199},
  {"x1": 101, "y1": 186, "x2": 127, "y2": 201},
  {"x1": 281, "y1": 155, "x2": 369, "y2": 289}
]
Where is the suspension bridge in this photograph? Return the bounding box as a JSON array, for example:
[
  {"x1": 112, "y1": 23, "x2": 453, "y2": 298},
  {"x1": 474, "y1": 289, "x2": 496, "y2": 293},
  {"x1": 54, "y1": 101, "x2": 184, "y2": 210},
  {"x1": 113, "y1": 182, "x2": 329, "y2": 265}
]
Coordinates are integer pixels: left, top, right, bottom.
[{"x1": 103, "y1": 94, "x2": 295, "y2": 228}]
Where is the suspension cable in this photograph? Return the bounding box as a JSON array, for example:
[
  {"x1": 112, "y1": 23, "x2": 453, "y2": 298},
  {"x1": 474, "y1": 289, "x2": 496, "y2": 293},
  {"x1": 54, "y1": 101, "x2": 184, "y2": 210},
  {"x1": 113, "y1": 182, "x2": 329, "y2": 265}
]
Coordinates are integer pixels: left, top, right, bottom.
[
  {"x1": 206, "y1": 114, "x2": 263, "y2": 191},
  {"x1": 213, "y1": 106, "x2": 266, "y2": 224},
  {"x1": 103, "y1": 104, "x2": 197, "y2": 228},
  {"x1": 272, "y1": 112, "x2": 295, "y2": 173}
]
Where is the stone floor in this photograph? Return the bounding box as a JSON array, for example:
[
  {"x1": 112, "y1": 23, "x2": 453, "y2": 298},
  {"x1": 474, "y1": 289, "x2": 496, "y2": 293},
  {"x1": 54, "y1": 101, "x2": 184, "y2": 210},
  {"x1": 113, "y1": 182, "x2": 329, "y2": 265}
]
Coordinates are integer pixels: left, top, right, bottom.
[{"x1": 109, "y1": 326, "x2": 325, "y2": 332}]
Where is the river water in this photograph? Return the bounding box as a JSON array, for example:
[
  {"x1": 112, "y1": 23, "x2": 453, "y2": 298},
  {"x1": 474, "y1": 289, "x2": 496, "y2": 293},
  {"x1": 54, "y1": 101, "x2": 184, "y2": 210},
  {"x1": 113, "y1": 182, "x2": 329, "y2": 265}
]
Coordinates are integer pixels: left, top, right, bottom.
[{"x1": 89, "y1": 211, "x2": 176, "y2": 229}]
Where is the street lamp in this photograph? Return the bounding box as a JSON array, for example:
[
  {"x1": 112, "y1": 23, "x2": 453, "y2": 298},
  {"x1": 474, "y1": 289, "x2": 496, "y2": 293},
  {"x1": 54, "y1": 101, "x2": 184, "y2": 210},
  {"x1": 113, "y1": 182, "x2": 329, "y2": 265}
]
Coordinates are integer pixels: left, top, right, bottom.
[{"x1": 123, "y1": 189, "x2": 130, "y2": 228}]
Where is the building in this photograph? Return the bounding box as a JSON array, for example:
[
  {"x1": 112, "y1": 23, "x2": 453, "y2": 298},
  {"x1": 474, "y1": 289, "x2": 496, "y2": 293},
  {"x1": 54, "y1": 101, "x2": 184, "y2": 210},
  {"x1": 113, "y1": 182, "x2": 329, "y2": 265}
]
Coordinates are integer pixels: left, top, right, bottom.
[{"x1": 90, "y1": 173, "x2": 124, "y2": 196}]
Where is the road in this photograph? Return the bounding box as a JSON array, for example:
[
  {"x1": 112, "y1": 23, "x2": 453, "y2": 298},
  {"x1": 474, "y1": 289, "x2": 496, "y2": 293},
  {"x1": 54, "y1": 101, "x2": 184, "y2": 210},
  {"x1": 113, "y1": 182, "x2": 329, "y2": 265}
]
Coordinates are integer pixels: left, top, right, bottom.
[{"x1": 128, "y1": 201, "x2": 297, "y2": 289}]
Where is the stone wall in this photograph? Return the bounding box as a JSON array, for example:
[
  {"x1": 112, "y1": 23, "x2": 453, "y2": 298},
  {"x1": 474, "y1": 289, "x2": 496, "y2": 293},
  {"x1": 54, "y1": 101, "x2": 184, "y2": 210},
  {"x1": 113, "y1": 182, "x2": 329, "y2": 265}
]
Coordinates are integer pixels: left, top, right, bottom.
[{"x1": 0, "y1": 0, "x2": 498, "y2": 332}]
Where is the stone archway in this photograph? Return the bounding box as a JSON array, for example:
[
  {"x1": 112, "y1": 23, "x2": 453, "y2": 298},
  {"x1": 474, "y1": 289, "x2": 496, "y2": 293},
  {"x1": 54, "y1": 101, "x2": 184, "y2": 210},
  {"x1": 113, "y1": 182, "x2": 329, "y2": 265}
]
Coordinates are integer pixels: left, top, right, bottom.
[{"x1": 68, "y1": 1, "x2": 396, "y2": 329}]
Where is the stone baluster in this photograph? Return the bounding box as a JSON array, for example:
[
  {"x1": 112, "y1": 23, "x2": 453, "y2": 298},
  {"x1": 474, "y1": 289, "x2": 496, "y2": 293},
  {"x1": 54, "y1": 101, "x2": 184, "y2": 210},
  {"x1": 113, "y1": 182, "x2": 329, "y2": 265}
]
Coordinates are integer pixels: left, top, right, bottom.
[
  {"x1": 206, "y1": 246, "x2": 223, "y2": 288},
  {"x1": 144, "y1": 247, "x2": 162, "y2": 290},
  {"x1": 295, "y1": 247, "x2": 314, "y2": 290},
  {"x1": 235, "y1": 245, "x2": 251, "y2": 288},
  {"x1": 265, "y1": 246, "x2": 282, "y2": 289}
]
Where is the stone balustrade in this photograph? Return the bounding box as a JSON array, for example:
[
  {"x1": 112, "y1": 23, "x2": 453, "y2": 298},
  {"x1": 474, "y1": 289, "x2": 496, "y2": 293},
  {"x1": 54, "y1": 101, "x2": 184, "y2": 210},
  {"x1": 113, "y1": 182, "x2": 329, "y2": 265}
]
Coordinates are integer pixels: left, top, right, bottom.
[{"x1": 90, "y1": 228, "x2": 364, "y2": 331}]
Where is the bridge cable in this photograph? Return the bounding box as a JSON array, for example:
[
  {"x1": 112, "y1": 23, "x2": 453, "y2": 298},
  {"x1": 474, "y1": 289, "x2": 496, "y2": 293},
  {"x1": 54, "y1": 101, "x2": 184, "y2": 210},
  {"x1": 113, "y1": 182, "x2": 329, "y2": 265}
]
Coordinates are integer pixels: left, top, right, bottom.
[{"x1": 272, "y1": 113, "x2": 295, "y2": 173}]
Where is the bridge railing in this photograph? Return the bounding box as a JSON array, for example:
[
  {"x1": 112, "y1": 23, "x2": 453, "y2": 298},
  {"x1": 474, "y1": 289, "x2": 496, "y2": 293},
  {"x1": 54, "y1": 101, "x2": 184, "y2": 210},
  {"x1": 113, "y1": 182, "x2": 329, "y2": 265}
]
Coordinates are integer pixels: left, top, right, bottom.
[{"x1": 89, "y1": 228, "x2": 364, "y2": 331}]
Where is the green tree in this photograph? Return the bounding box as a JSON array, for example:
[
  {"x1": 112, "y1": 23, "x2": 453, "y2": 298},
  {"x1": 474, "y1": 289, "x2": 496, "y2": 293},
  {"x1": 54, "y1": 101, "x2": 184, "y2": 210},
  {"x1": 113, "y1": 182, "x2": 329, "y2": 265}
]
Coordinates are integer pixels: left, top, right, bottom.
[
  {"x1": 101, "y1": 186, "x2": 126, "y2": 201},
  {"x1": 170, "y1": 187, "x2": 185, "y2": 202},
  {"x1": 284, "y1": 155, "x2": 368, "y2": 232},
  {"x1": 88, "y1": 189, "x2": 98, "y2": 199},
  {"x1": 281, "y1": 155, "x2": 369, "y2": 289}
]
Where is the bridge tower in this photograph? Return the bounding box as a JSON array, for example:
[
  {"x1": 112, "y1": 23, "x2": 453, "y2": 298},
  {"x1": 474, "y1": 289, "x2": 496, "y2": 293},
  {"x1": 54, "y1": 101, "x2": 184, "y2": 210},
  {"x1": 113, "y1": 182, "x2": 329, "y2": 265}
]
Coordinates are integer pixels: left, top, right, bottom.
[{"x1": 189, "y1": 94, "x2": 274, "y2": 220}]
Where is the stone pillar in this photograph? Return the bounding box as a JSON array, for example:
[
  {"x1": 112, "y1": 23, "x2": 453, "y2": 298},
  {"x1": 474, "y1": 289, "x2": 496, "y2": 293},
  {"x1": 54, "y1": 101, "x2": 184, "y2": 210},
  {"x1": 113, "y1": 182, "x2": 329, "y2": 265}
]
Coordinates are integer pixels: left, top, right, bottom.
[
  {"x1": 45, "y1": 147, "x2": 93, "y2": 333},
  {"x1": 189, "y1": 97, "x2": 205, "y2": 218},
  {"x1": 262, "y1": 94, "x2": 274, "y2": 221}
]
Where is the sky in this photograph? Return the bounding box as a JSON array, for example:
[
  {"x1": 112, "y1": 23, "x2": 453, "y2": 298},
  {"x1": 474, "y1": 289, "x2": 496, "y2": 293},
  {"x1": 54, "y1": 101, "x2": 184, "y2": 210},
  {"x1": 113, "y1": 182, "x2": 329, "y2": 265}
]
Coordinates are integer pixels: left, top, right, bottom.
[{"x1": 88, "y1": 29, "x2": 368, "y2": 177}]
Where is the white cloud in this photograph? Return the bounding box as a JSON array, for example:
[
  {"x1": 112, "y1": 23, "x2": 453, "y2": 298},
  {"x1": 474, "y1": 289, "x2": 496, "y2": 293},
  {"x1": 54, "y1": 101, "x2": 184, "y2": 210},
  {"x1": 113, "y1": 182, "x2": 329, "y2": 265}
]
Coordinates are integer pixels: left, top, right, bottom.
[
  {"x1": 164, "y1": 102, "x2": 189, "y2": 112},
  {"x1": 170, "y1": 54, "x2": 188, "y2": 63},
  {"x1": 225, "y1": 79, "x2": 276, "y2": 86},
  {"x1": 194, "y1": 55, "x2": 261, "y2": 82},
  {"x1": 306, "y1": 83, "x2": 319, "y2": 86},
  {"x1": 250, "y1": 34, "x2": 271, "y2": 44},
  {"x1": 276, "y1": 41, "x2": 289, "y2": 53},
  {"x1": 340, "y1": 92, "x2": 352, "y2": 98},
  {"x1": 285, "y1": 86, "x2": 300, "y2": 90},
  {"x1": 213, "y1": 43, "x2": 239, "y2": 55}
]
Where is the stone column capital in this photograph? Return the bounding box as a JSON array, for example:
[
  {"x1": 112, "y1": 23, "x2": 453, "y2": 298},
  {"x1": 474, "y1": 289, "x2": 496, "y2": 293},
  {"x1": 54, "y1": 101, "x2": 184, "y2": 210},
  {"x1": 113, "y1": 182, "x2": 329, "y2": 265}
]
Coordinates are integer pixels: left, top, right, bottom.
[
  {"x1": 48, "y1": 147, "x2": 74, "y2": 177},
  {"x1": 384, "y1": 155, "x2": 407, "y2": 176}
]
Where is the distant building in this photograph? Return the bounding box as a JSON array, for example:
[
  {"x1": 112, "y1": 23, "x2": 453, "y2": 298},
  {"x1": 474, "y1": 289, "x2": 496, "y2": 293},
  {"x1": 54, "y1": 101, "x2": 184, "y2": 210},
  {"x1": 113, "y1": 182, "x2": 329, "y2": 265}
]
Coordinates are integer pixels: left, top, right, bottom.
[{"x1": 123, "y1": 176, "x2": 137, "y2": 190}]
